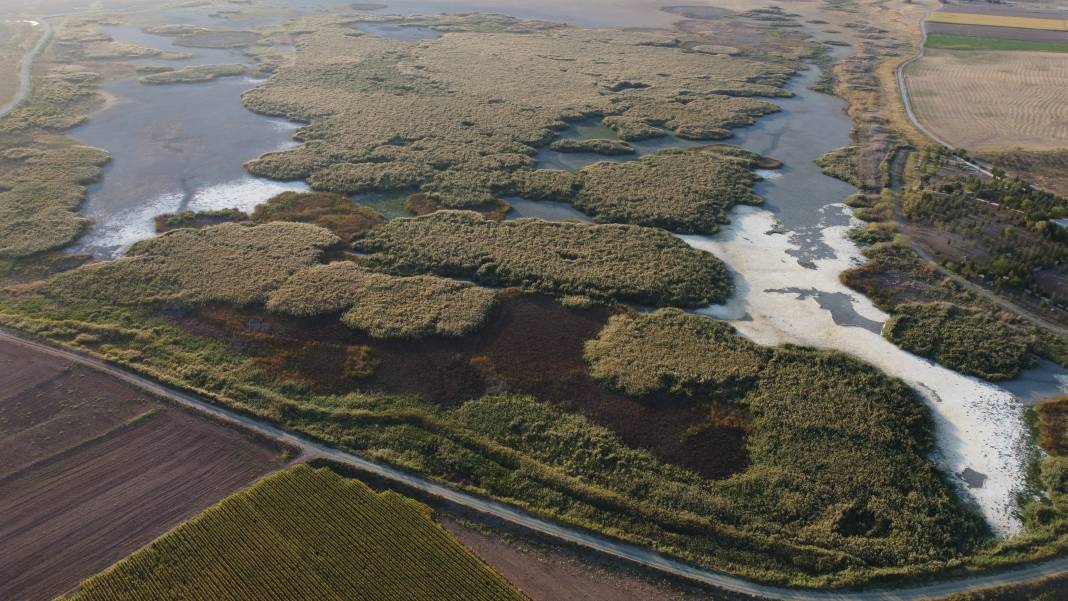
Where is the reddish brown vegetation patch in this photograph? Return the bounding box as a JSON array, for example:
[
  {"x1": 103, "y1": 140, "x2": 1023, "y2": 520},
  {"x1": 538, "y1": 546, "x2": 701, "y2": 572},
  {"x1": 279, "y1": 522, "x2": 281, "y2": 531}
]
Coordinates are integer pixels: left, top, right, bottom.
[
  {"x1": 1036, "y1": 396, "x2": 1068, "y2": 457},
  {"x1": 252, "y1": 191, "x2": 385, "y2": 242},
  {"x1": 177, "y1": 294, "x2": 749, "y2": 479}
]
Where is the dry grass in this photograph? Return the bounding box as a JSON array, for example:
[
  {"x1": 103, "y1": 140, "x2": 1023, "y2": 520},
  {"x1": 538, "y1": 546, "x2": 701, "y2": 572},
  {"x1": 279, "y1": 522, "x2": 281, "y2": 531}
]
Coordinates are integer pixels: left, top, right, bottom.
[
  {"x1": 242, "y1": 15, "x2": 791, "y2": 209},
  {"x1": 0, "y1": 144, "x2": 110, "y2": 257},
  {"x1": 266, "y1": 262, "x2": 498, "y2": 339},
  {"x1": 354, "y1": 210, "x2": 731, "y2": 307},
  {"x1": 574, "y1": 146, "x2": 764, "y2": 234},
  {"x1": 45, "y1": 222, "x2": 341, "y2": 306},
  {"x1": 0, "y1": 21, "x2": 39, "y2": 109},
  {"x1": 906, "y1": 49, "x2": 1068, "y2": 151},
  {"x1": 585, "y1": 308, "x2": 767, "y2": 396}
]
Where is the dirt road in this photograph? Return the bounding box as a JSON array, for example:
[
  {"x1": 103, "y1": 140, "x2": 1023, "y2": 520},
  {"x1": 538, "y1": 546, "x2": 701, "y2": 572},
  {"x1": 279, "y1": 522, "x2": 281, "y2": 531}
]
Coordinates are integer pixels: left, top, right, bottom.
[{"x1": 0, "y1": 18, "x2": 51, "y2": 120}]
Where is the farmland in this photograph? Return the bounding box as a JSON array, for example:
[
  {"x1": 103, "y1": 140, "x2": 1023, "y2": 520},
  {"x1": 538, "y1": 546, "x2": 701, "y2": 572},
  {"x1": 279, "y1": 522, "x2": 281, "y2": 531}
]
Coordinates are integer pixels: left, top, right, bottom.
[
  {"x1": 63, "y1": 465, "x2": 526, "y2": 601},
  {"x1": 925, "y1": 33, "x2": 1068, "y2": 54},
  {"x1": 927, "y1": 12, "x2": 1068, "y2": 33},
  {"x1": 906, "y1": 49, "x2": 1068, "y2": 151},
  {"x1": 0, "y1": 338, "x2": 278, "y2": 601}
]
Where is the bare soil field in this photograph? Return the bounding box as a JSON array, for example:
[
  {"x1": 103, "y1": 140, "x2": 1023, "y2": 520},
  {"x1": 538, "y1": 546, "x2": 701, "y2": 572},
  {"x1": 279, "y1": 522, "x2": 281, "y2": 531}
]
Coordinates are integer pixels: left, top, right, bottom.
[
  {"x1": 0, "y1": 339, "x2": 279, "y2": 601},
  {"x1": 443, "y1": 518, "x2": 704, "y2": 601},
  {"x1": 906, "y1": 49, "x2": 1068, "y2": 151}
]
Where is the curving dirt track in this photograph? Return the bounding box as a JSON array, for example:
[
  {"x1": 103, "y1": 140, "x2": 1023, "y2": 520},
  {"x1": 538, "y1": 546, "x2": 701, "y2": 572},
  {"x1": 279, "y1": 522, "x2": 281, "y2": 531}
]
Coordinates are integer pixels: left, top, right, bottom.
[{"x1": 906, "y1": 48, "x2": 1068, "y2": 151}]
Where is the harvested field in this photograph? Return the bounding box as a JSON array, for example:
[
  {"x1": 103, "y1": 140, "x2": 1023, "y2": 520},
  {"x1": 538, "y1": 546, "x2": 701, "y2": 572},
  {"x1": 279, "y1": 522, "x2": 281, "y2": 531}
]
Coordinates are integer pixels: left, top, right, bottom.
[
  {"x1": 0, "y1": 336, "x2": 278, "y2": 601},
  {"x1": 906, "y1": 49, "x2": 1068, "y2": 150},
  {"x1": 928, "y1": 12, "x2": 1068, "y2": 32},
  {"x1": 63, "y1": 465, "x2": 526, "y2": 601}
]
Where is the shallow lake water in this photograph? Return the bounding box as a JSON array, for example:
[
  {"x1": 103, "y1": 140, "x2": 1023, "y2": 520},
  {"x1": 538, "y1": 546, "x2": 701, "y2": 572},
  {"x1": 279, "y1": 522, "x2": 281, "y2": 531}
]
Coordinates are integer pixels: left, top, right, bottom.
[{"x1": 69, "y1": 25, "x2": 308, "y2": 257}]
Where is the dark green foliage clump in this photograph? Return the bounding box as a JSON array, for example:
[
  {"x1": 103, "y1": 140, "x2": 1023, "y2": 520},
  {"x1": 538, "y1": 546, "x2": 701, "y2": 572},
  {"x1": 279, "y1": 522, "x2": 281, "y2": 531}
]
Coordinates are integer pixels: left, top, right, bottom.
[
  {"x1": 884, "y1": 302, "x2": 1035, "y2": 381},
  {"x1": 154, "y1": 208, "x2": 249, "y2": 233},
  {"x1": 354, "y1": 210, "x2": 732, "y2": 307}
]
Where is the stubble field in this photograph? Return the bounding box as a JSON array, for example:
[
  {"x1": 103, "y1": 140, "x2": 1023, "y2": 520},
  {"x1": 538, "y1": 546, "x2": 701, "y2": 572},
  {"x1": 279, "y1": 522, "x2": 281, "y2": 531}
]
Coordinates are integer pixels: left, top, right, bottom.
[{"x1": 906, "y1": 49, "x2": 1068, "y2": 151}]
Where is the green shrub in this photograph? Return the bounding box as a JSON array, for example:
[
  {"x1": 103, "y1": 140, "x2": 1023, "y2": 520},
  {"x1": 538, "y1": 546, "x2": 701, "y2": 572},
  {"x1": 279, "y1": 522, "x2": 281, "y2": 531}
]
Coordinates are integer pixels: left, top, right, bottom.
[{"x1": 883, "y1": 302, "x2": 1035, "y2": 380}]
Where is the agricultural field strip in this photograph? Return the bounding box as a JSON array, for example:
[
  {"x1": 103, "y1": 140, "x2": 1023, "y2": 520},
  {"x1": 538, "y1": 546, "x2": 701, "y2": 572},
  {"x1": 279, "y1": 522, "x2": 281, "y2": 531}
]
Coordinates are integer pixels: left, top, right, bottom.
[
  {"x1": 929, "y1": 12, "x2": 1068, "y2": 32},
  {"x1": 5, "y1": 326, "x2": 1068, "y2": 600}
]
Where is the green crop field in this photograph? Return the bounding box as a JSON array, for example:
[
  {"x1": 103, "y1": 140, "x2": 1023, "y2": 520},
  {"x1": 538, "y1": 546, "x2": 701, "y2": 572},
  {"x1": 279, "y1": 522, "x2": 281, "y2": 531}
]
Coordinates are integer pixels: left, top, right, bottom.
[
  {"x1": 63, "y1": 465, "x2": 527, "y2": 601},
  {"x1": 926, "y1": 33, "x2": 1068, "y2": 53}
]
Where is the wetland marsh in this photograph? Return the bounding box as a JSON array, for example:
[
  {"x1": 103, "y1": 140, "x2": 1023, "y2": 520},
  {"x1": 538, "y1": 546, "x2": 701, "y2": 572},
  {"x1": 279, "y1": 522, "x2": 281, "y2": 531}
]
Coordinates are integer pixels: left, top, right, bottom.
[{"x1": 5, "y1": 0, "x2": 1068, "y2": 591}]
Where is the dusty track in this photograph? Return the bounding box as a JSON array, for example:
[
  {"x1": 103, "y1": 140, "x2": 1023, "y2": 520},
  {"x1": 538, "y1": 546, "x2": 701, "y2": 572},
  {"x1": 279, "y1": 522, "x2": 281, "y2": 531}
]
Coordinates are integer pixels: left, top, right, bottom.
[
  {"x1": 3, "y1": 328, "x2": 1068, "y2": 599},
  {"x1": 0, "y1": 18, "x2": 51, "y2": 120}
]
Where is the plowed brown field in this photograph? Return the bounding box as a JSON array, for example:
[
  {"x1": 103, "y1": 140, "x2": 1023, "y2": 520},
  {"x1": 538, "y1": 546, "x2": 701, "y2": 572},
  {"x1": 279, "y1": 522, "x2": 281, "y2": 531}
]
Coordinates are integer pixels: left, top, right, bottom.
[
  {"x1": 0, "y1": 338, "x2": 279, "y2": 601},
  {"x1": 906, "y1": 49, "x2": 1068, "y2": 151}
]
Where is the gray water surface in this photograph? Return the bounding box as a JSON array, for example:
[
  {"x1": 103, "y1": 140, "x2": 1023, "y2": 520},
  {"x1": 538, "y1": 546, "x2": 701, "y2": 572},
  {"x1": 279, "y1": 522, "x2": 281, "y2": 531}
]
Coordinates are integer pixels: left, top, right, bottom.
[{"x1": 69, "y1": 25, "x2": 307, "y2": 257}]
